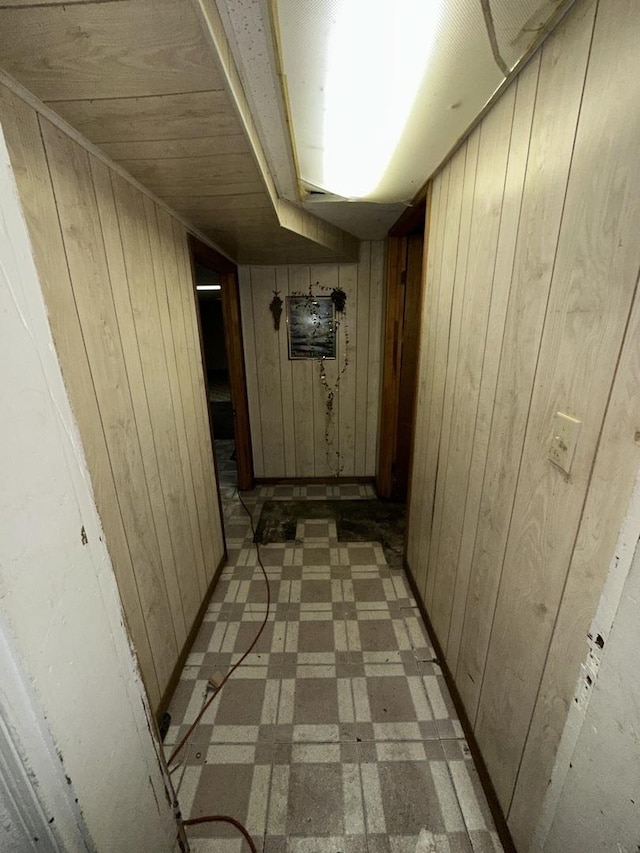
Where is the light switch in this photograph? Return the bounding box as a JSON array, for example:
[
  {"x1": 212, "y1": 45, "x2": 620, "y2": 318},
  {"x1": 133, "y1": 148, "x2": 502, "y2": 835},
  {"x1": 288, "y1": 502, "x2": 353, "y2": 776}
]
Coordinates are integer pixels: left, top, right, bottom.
[{"x1": 548, "y1": 412, "x2": 581, "y2": 474}]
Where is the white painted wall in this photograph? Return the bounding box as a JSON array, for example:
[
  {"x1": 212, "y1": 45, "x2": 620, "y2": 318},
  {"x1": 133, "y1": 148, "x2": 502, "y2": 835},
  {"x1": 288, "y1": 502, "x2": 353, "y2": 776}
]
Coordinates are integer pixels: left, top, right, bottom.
[{"x1": 0, "y1": 114, "x2": 180, "y2": 851}]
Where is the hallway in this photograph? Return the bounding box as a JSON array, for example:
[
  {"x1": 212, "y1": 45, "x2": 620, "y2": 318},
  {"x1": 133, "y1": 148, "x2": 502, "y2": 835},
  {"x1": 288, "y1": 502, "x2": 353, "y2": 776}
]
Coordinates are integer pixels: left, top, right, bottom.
[{"x1": 164, "y1": 443, "x2": 503, "y2": 852}]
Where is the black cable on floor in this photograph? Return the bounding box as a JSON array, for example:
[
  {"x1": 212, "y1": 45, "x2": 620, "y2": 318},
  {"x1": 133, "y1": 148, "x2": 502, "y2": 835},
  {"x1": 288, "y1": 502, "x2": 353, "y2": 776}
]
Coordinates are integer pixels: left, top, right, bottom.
[{"x1": 170, "y1": 486, "x2": 269, "y2": 852}]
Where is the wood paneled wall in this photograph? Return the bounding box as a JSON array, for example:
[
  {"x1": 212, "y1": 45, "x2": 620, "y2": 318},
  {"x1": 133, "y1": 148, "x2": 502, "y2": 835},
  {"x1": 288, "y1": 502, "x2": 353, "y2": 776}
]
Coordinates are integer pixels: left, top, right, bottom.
[
  {"x1": 0, "y1": 82, "x2": 225, "y2": 712},
  {"x1": 406, "y1": 0, "x2": 640, "y2": 848},
  {"x1": 239, "y1": 242, "x2": 385, "y2": 478}
]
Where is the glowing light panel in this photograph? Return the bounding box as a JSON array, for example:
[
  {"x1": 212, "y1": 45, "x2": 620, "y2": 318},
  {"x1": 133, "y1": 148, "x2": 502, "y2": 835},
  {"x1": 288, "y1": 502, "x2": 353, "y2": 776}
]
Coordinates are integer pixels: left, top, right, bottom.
[{"x1": 322, "y1": 0, "x2": 442, "y2": 199}]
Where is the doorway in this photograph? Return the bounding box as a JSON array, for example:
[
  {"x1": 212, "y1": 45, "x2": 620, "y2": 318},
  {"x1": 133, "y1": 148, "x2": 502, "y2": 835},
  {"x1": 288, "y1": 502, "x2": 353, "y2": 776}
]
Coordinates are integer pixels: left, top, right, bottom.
[
  {"x1": 376, "y1": 189, "x2": 429, "y2": 500},
  {"x1": 188, "y1": 236, "x2": 254, "y2": 491}
]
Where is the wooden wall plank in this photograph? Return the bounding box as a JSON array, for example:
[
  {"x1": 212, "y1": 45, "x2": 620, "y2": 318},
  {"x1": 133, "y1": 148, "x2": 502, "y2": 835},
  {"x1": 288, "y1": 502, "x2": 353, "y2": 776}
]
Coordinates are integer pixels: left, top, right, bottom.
[
  {"x1": 510, "y1": 285, "x2": 640, "y2": 846},
  {"x1": 311, "y1": 264, "x2": 340, "y2": 477},
  {"x1": 474, "y1": 0, "x2": 633, "y2": 808},
  {"x1": 42, "y1": 120, "x2": 186, "y2": 686},
  {"x1": 237, "y1": 247, "x2": 385, "y2": 479},
  {"x1": 377, "y1": 236, "x2": 406, "y2": 496},
  {"x1": 337, "y1": 262, "x2": 358, "y2": 476},
  {"x1": 403, "y1": 0, "x2": 640, "y2": 840},
  {"x1": 428, "y1": 128, "x2": 478, "y2": 665},
  {"x1": 103, "y1": 170, "x2": 192, "y2": 645},
  {"x1": 506, "y1": 0, "x2": 640, "y2": 840},
  {"x1": 394, "y1": 231, "x2": 425, "y2": 498},
  {"x1": 422, "y1": 144, "x2": 468, "y2": 629},
  {"x1": 447, "y1": 56, "x2": 540, "y2": 672},
  {"x1": 456, "y1": 0, "x2": 597, "y2": 724},
  {"x1": 354, "y1": 243, "x2": 371, "y2": 477},
  {"x1": 0, "y1": 85, "x2": 161, "y2": 706},
  {"x1": 156, "y1": 205, "x2": 214, "y2": 589},
  {"x1": 239, "y1": 268, "x2": 264, "y2": 476},
  {"x1": 288, "y1": 266, "x2": 315, "y2": 477},
  {"x1": 405, "y1": 174, "x2": 443, "y2": 587},
  {"x1": 162, "y1": 211, "x2": 221, "y2": 575},
  {"x1": 420, "y1": 162, "x2": 452, "y2": 608},
  {"x1": 365, "y1": 241, "x2": 385, "y2": 477},
  {"x1": 3, "y1": 78, "x2": 225, "y2": 713},
  {"x1": 428, "y1": 89, "x2": 515, "y2": 631},
  {"x1": 143, "y1": 195, "x2": 208, "y2": 601},
  {"x1": 0, "y1": 0, "x2": 222, "y2": 101},
  {"x1": 250, "y1": 267, "x2": 286, "y2": 478},
  {"x1": 275, "y1": 268, "x2": 296, "y2": 477}
]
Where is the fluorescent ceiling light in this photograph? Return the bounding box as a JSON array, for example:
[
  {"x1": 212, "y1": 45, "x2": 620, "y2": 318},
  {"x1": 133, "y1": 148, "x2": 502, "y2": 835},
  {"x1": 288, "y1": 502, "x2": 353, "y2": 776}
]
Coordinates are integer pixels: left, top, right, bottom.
[
  {"x1": 196, "y1": 284, "x2": 222, "y2": 291},
  {"x1": 323, "y1": 0, "x2": 442, "y2": 199}
]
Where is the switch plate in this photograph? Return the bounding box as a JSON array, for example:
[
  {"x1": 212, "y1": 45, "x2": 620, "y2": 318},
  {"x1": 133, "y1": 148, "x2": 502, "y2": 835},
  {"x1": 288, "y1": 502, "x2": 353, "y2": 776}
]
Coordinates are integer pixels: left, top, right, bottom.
[{"x1": 548, "y1": 411, "x2": 581, "y2": 474}]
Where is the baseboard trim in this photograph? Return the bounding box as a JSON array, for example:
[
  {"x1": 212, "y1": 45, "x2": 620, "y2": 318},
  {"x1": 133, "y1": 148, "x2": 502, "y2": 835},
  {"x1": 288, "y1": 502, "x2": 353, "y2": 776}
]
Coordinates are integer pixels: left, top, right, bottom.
[
  {"x1": 254, "y1": 476, "x2": 375, "y2": 486},
  {"x1": 403, "y1": 557, "x2": 517, "y2": 853},
  {"x1": 156, "y1": 551, "x2": 227, "y2": 722}
]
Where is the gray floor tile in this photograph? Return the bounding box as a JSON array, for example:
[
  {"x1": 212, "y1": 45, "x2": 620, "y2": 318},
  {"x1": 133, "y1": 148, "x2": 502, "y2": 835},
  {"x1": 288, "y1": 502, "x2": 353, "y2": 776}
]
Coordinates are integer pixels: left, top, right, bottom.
[{"x1": 167, "y1": 474, "x2": 503, "y2": 852}]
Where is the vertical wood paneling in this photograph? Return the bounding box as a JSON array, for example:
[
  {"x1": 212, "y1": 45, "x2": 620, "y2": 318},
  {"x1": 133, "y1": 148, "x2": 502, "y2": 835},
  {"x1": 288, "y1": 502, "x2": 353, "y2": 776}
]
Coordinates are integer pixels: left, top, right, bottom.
[
  {"x1": 0, "y1": 88, "x2": 159, "y2": 706},
  {"x1": 1, "y1": 84, "x2": 225, "y2": 711},
  {"x1": 419, "y1": 164, "x2": 452, "y2": 607},
  {"x1": 434, "y1": 127, "x2": 480, "y2": 667},
  {"x1": 250, "y1": 267, "x2": 286, "y2": 478},
  {"x1": 428, "y1": 89, "x2": 515, "y2": 633},
  {"x1": 161, "y1": 212, "x2": 219, "y2": 582},
  {"x1": 106, "y1": 172, "x2": 188, "y2": 649},
  {"x1": 476, "y1": 0, "x2": 638, "y2": 810},
  {"x1": 239, "y1": 243, "x2": 385, "y2": 479},
  {"x1": 354, "y1": 242, "x2": 371, "y2": 477},
  {"x1": 143, "y1": 197, "x2": 208, "y2": 600},
  {"x1": 153, "y1": 206, "x2": 210, "y2": 598},
  {"x1": 311, "y1": 264, "x2": 340, "y2": 478},
  {"x1": 445, "y1": 56, "x2": 540, "y2": 669},
  {"x1": 289, "y1": 266, "x2": 315, "y2": 477},
  {"x1": 406, "y1": 0, "x2": 640, "y2": 844},
  {"x1": 456, "y1": 4, "x2": 596, "y2": 723},
  {"x1": 41, "y1": 123, "x2": 181, "y2": 687},
  {"x1": 365, "y1": 240, "x2": 385, "y2": 476},
  {"x1": 406, "y1": 175, "x2": 443, "y2": 588},
  {"x1": 423, "y1": 143, "x2": 471, "y2": 629},
  {"x1": 422, "y1": 141, "x2": 467, "y2": 564},
  {"x1": 238, "y1": 266, "x2": 264, "y2": 476},
  {"x1": 337, "y1": 261, "x2": 358, "y2": 476},
  {"x1": 510, "y1": 279, "x2": 640, "y2": 849},
  {"x1": 173, "y1": 222, "x2": 225, "y2": 572},
  {"x1": 276, "y1": 267, "x2": 297, "y2": 477}
]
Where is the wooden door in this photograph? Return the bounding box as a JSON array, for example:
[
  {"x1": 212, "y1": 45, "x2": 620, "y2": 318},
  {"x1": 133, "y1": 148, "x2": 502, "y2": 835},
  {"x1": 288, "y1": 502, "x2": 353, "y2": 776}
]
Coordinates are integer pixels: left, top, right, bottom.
[{"x1": 377, "y1": 193, "x2": 429, "y2": 499}]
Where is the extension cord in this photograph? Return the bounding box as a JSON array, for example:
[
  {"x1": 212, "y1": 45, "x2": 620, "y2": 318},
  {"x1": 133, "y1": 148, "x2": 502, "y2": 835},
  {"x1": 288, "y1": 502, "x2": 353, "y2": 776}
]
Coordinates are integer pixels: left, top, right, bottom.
[{"x1": 170, "y1": 487, "x2": 269, "y2": 852}]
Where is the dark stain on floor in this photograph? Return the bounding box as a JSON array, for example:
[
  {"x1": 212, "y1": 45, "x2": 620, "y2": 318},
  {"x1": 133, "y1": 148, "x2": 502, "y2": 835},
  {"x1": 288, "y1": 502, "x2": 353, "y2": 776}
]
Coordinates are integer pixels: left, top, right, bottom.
[{"x1": 254, "y1": 499, "x2": 406, "y2": 571}]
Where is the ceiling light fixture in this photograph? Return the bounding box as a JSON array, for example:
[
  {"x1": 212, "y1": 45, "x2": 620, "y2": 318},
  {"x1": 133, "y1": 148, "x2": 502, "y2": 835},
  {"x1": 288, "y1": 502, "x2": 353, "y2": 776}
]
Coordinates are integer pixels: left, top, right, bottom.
[
  {"x1": 322, "y1": 0, "x2": 442, "y2": 200},
  {"x1": 196, "y1": 284, "x2": 222, "y2": 291}
]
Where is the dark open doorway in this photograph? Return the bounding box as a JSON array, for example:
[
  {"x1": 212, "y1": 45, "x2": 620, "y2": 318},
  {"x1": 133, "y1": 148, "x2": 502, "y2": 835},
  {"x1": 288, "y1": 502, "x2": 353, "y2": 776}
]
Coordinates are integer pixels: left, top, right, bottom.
[{"x1": 188, "y1": 236, "x2": 254, "y2": 491}]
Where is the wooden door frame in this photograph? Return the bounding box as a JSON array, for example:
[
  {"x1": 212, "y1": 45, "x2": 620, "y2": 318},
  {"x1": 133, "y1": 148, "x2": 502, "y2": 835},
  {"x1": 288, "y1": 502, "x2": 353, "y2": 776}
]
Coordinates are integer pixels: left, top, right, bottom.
[
  {"x1": 188, "y1": 235, "x2": 254, "y2": 490},
  {"x1": 376, "y1": 187, "x2": 431, "y2": 498}
]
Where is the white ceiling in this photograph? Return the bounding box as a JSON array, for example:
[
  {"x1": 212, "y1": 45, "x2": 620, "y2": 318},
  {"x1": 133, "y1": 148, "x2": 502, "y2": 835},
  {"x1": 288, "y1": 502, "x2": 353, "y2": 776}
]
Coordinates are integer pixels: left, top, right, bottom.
[{"x1": 220, "y1": 0, "x2": 575, "y2": 237}]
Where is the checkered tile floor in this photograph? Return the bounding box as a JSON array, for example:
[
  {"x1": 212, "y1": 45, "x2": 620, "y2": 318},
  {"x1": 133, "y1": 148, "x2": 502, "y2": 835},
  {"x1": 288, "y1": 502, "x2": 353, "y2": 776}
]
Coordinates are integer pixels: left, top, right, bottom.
[{"x1": 166, "y1": 445, "x2": 503, "y2": 853}]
